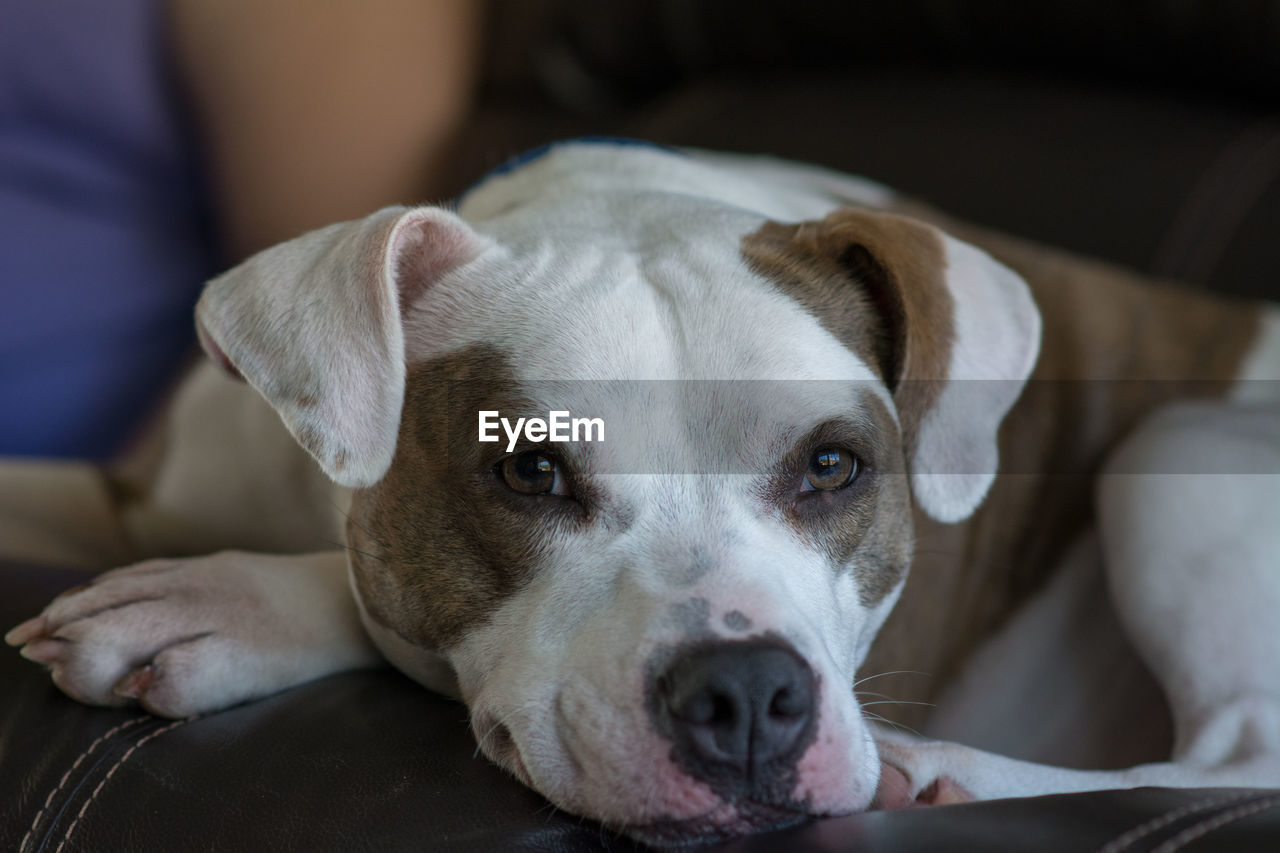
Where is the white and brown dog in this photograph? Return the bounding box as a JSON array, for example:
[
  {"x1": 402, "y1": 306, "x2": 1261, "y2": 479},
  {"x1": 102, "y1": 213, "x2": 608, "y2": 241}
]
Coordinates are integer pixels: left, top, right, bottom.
[{"x1": 5, "y1": 140, "x2": 1280, "y2": 846}]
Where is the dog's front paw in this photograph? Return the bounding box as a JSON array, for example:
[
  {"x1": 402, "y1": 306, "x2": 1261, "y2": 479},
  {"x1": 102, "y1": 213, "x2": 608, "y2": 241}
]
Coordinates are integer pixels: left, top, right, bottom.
[
  {"x1": 5, "y1": 551, "x2": 374, "y2": 717},
  {"x1": 872, "y1": 736, "x2": 976, "y2": 810},
  {"x1": 6, "y1": 556, "x2": 266, "y2": 716}
]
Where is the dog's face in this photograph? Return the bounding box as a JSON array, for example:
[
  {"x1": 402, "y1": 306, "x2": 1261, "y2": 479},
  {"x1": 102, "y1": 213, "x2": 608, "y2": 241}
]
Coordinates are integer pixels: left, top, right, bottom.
[{"x1": 196, "y1": 178, "x2": 1038, "y2": 845}]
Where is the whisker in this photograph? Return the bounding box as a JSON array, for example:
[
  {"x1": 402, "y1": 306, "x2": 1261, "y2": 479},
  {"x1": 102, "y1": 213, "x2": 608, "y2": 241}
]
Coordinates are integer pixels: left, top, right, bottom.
[
  {"x1": 327, "y1": 497, "x2": 391, "y2": 550},
  {"x1": 473, "y1": 720, "x2": 505, "y2": 759},
  {"x1": 854, "y1": 690, "x2": 898, "y2": 702},
  {"x1": 535, "y1": 800, "x2": 563, "y2": 823},
  {"x1": 861, "y1": 711, "x2": 898, "y2": 729},
  {"x1": 861, "y1": 712, "x2": 923, "y2": 738},
  {"x1": 860, "y1": 699, "x2": 935, "y2": 708},
  {"x1": 321, "y1": 538, "x2": 386, "y2": 564},
  {"x1": 344, "y1": 545, "x2": 385, "y2": 563},
  {"x1": 854, "y1": 669, "x2": 931, "y2": 687}
]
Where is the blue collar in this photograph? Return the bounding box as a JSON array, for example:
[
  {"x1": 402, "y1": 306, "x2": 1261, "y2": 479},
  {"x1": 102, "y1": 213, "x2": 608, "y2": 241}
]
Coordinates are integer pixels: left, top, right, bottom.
[{"x1": 458, "y1": 136, "x2": 680, "y2": 203}]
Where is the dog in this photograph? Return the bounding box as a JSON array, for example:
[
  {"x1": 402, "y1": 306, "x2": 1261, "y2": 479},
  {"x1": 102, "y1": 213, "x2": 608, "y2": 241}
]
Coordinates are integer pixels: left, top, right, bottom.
[{"x1": 5, "y1": 139, "x2": 1280, "y2": 847}]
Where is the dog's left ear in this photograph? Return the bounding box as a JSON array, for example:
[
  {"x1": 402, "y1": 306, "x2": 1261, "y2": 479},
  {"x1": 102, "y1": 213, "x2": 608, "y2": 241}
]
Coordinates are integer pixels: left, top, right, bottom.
[
  {"x1": 196, "y1": 206, "x2": 494, "y2": 487},
  {"x1": 745, "y1": 208, "x2": 1041, "y2": 523}
]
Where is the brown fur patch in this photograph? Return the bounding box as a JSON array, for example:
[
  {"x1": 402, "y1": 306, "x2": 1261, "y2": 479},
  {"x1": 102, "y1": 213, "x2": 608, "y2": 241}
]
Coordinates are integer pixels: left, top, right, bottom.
[
  {"x1": 741, "y1": 209, "x2": 955, "y2": 466},
  {"x1": 845, "y1": 394, "x2": 915, "y2": 609},
  {"x1": 346, "y1": 345, "x2": 588, "y2": 651},
  {"x1": 852, "y1": 211, "x2": 1265, "y2": 735}
]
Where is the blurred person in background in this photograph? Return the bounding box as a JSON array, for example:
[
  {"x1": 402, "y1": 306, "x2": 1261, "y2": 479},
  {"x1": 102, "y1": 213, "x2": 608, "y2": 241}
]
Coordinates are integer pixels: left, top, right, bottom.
[{"x1": 0, "y1": 0, "x2": 481, "y2": 458}]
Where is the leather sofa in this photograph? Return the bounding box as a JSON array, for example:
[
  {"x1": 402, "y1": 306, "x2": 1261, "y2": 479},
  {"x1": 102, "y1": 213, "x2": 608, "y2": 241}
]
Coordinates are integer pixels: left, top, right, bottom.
[
  {"x1": 4, "y1": 561, "x2": 1280, "y2": 851},
  {"x1": 5, "y1": 3, "x2": 1280, "y2": 850}
]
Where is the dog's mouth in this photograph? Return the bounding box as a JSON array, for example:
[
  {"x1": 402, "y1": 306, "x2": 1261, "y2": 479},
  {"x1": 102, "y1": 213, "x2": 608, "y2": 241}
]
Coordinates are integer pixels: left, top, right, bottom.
[
  {"x1": 621, "y1": 800, "x2": 814, "y2": 848},
  {"x1": 464, "y1": 632, "x2": 874, "y2": 846},
  {"x1": 476, "y1": 710, "x2": 824, "y2": 846}
]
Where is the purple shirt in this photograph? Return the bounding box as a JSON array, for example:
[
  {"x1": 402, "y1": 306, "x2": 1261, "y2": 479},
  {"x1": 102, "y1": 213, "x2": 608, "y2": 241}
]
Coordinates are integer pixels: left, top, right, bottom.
[{"x1": 0, "y1": 0, "x2": 217, "y2": 457}]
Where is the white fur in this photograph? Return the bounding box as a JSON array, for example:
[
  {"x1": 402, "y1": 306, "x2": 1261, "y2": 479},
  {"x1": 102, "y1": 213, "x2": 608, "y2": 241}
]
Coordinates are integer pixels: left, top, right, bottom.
[
  {"x1": 910, "y1": 235, "x2": 1042, "y2": 522},
  {"x1": 13, "y1": 551, "x2": 379, "y2": 717},
  {"x1": 400, "y1": 208, "x2": 900, "y2": 824},
  {"x1": 454, "y1": 145, "x2": 1038, "y2": 523},
  {"x1": 878, "y1": 399, "x2": 1280, "y2": 802},
  {"x1": 447, "y1": 471, "x2": 882, "y2": 824}
]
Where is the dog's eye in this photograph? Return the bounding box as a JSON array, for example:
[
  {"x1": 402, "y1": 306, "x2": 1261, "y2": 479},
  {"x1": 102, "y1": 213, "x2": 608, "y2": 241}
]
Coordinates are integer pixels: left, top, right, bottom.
[
  {"x1": 499, "y1": 451, "x2": 568, "y2": 496},
  {"x1": 801, "y1": 447, "x2": 858, "y2": 492}
]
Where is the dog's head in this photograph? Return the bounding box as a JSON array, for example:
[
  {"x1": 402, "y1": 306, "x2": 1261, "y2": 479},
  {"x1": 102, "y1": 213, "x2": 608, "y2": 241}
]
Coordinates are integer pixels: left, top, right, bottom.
[{"x1": 196, "y1": 164, "x2": 1038, "y2": 845}]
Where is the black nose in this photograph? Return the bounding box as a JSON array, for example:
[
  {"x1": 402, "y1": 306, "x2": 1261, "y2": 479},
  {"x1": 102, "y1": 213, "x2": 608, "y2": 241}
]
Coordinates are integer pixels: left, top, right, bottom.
[{"x1": 654, "y1": 639, "x2": 816, "y2": 787}]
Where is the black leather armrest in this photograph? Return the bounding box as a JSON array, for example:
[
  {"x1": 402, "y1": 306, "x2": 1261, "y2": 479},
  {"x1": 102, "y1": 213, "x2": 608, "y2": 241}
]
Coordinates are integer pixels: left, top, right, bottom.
[
  {"x1": 0, "y1": 562, "x2": 637, "y2": 853},
  {"x1": 3, "y1": 562, "x2": 1278, "y2": 852}
]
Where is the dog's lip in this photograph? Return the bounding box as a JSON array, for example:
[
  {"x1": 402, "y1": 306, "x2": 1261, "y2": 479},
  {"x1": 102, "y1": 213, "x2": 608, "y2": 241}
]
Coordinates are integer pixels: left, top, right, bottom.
[{"x1": 619, "y1": 801, "x2": 814, "y2": 848}]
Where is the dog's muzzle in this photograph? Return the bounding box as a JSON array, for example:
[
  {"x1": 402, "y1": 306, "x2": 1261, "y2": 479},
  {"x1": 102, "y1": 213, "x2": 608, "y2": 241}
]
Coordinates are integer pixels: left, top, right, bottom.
[{"x1": 650, "y1": 638, "x2": 818, "y2": 800}]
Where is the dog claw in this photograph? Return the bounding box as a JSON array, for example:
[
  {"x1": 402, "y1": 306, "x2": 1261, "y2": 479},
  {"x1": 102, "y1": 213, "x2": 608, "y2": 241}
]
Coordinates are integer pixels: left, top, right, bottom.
[
  {"x1": 5, "y1": 616, "x2": 48, "y2": 646},
  {"x1": 114, "y1": 666, "x2": 156, "y2": 699},
  {"x1": 18, "y1": 637, "x2": 65, "y2": 664}
]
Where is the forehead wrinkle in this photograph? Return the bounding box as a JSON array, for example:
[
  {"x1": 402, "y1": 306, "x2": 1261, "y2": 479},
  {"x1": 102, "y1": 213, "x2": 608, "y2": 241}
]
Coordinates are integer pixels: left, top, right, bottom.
[
  {"x1": 513, "y1": 267, "x2": 688, "y2": 383},
  {"x1": 428, "y1": 196, "x2": 899, "y2": 391},
  {"x1": 403, "y1": 240, "x2": 559, "y2": 361},
  {"x1": 506, "y1": 202, "x2": 888, "y2": 385}
]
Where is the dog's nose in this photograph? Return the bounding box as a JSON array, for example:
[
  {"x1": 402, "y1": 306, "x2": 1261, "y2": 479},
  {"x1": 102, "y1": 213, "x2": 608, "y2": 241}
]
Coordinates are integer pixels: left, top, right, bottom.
[{"x1": 655, "y1": 640, "x2": 816, "y2": 784}]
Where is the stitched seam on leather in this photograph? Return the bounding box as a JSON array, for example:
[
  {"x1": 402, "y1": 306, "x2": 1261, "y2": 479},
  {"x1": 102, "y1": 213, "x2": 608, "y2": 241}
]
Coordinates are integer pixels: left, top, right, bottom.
[
  {"x1": 37, "y1": 719, "x2": 176, "y2": 852},
  {"x1": 50, "y1": 717, "x2": 194, "y2": 853},
  {"x1": 1150, "y1": 793, "x2": 1280, "y2": 853},
  {"x1": 18, "y1": 716, "x2": 149, "y2": 853},
  {"x1": 1095, "y1": 793, "x2": 1259, "y2": 853}
]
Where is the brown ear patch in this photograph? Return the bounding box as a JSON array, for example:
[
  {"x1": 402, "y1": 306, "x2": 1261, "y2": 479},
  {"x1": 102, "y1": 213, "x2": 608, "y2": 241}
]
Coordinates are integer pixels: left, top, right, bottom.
[{"x1": 741, "y1": 209, "x2": 956, "y2": 459}]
